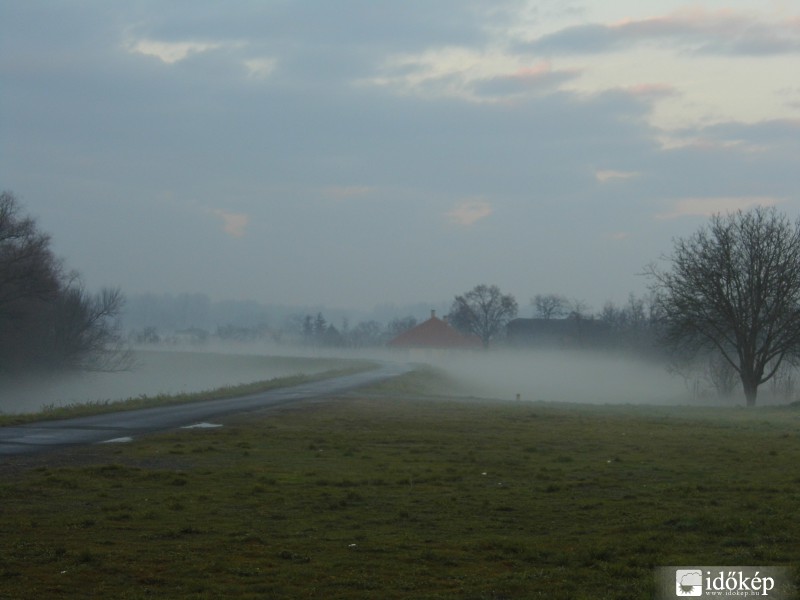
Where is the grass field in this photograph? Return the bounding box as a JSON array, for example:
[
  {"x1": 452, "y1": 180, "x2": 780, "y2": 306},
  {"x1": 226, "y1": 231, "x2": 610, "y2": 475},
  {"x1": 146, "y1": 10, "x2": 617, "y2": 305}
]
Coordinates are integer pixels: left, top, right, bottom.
[{"x1": 1, "y1": 368, "x2": 799, "y2": 599}]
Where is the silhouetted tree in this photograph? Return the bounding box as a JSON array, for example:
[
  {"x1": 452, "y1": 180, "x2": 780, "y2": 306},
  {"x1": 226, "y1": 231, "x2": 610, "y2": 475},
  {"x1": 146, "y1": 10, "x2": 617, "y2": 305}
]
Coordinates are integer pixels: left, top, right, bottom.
[
  {"x1": 532, "y1": 293, "x2": 569, "y2": 319},
  {"x1": 597, "y1": 293, "x2": 662, "y2": 355},
  {"x1": 320, "y1": 324, "x2": 344, "y2": 347},
  {"x1": 348, "y1": 320, "x2": 383, "y2": 347},
  {"x1": 302, "y1": 315, "x2": 314, "y2": 341},
  {"x1": 48, "y1": 280, "x2": 131, "y2": 370},
  {"x1": 134, "y1": 326, "x2": 160, "y2": 344},
  {"x1": 567, "y1": 298, "x2": 590, "y2": 320},
  {"x1": 647, "y1": 207, "x2": 800, "y2": 406},
  {"x1": 313, "y1": 313, "x2": 327, "y2": 337},
  {"x1": 706, "y1": 352, "x2": 738, "y2": 398},
  {"x1": 0, "y1": 192, "x2": 130, "y2": 373},
  {"x1": 0, "y1": 191, "x2": 61, "y2": 317},
  {"x1": 449, "y1": 284, "x2": 518, "y2": 349},
  {"x1": 387, "y1": 316, "x2": 417, "y2": 338}
]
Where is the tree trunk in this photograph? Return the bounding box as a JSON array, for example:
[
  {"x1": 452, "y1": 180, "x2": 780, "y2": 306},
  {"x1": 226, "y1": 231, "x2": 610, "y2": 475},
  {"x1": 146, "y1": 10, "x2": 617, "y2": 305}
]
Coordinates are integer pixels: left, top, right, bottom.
[{"x1": 741, "y1": 376, "x2": 758, "y2": 407}]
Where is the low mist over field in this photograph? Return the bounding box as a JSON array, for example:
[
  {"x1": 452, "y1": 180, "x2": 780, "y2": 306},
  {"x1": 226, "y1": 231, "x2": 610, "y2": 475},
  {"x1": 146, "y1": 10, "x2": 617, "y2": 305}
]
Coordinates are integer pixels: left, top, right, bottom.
[
  {"x1": 0, "y1": 350, "x2": 351, "y2": 415},
  {"x1": 4, "y1": 343, "x2": 789, "y2": 416},
  {"x1": 4, "y1": 1, "x2": 800, "y2": 418},
  {"x1": 428, "y1": 350, "x2": 687, "y2": 405}
]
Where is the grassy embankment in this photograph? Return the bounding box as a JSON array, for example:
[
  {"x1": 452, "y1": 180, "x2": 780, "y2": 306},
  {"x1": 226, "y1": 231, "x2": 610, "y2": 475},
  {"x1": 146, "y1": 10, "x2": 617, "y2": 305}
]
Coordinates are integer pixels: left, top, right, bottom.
[
  {"x1": 0, "y1": 357, "x2": 376, "y2": 426},
  {"x1": 1, "y1": 367, "x2": 799, "y2": 599}
]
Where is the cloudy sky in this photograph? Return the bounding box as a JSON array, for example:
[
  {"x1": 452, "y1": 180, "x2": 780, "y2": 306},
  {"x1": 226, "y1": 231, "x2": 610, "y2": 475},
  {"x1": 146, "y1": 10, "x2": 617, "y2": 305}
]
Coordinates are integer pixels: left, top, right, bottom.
[{"x1": 2, "y1": 1, "x2": 799, "y2": 314}]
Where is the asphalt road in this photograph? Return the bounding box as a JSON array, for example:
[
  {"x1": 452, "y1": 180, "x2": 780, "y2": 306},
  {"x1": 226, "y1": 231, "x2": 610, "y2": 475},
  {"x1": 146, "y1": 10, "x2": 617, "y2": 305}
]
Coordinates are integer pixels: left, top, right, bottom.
[{"x1": 0, "y1": 361, "x2": 412, "y2": 456}]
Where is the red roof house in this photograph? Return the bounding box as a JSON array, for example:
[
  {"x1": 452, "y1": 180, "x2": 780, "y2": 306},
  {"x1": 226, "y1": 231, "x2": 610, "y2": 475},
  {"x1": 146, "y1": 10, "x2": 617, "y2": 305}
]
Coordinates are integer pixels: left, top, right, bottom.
[{"x1": 387, "y1": 310, "x2": 480, "y2": 349}]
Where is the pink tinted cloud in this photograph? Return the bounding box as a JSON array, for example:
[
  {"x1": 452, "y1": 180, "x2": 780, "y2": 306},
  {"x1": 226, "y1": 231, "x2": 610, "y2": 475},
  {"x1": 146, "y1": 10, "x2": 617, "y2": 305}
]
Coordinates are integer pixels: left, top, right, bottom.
[
  {"x1": 614, "y1": 8, "x2": 765, "y2": 39},
  {"x1": 513, "y1": 61, "x2": 556, "y2": 79},
  {"x1": 595, "y1": 169, "x2": 639, "y2": 183},
  {"x1": 474, "y1": 62, "x2": 580, "y2": 98},
  {"x1": 213, "y1": 210, "x2": 249, "y2": 237},
  {"x1": 445, "y1": 199, "x2": 493, "y2": 226},
  {"x1": 633, "y1": 8, "x2": 800, "y2": 54}
]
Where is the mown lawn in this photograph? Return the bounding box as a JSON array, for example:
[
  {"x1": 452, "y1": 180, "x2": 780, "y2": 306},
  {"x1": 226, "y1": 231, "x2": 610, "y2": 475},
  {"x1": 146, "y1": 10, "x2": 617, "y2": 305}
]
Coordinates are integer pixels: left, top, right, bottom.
[{"x1": 1, "y1": 370, "x2": 799, "y2": 599}]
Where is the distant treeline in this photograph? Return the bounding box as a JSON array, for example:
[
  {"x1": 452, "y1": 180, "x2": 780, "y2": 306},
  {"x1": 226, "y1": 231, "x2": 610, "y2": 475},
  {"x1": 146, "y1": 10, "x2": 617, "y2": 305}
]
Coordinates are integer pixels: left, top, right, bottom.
[
  {"x1": 122, "y1": 292, "x2": 441, "y2": 335},
  {"x1": 0, "y1": 192, "x2": 129, "y2": 376},
  {"x1": 129, "y1": 290, "x2": 666, "y2": 356},
  {"x1": 129, "y1": 312, "x2": 419, "y2": 349},
  {"x1": 8, "y1": 188, "x2": 792, "y2": 402},
  {"x1": 507, "y1": 292, "x2": 665, "y2": 356}
]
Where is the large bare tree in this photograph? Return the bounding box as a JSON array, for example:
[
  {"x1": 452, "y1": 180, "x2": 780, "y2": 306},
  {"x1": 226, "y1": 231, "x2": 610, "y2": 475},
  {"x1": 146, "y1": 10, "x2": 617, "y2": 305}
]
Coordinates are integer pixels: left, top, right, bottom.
[
  {"x1": 0, "y1": 191, "x2": 130, "y2": 373},
  {"x1": 647, "y1": 206, "x2": 800, "y2": 406},
  {"x1": 449, "y1": 284, "x2": 518, "y2": 349}
]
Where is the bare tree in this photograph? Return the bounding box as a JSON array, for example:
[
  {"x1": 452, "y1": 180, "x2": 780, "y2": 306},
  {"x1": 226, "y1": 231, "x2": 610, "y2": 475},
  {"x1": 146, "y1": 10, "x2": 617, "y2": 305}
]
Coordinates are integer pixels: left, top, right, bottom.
[
  {"x1": 0, "y1": 191, "x2": 61, "y2": 314},
  {"x1": 348, "y1": 320, "x2": 383, "y2": 347},
  {"x1": 769, "y1": 361, "x2": 797, "y2": 402},
  {"x1": 567, "y1": 298, "x2": 591, "y2": 320},
  {"x1": 0, "y1": 192, "x2": 131, "y2": 374},
  {"x1": 387, "y1": 316, "x2": 417, "y2": 339},
  {"x1": 705, "y1": 352, "x2": 738, "y2": 399},
  {"x1": 597, "y1": 293, "x2": 662, "y2": 354},
  {"x1": 647, "y1": 207, "x2": 800, "y2": 406},
  {"x1": 449, "y1": 284, "x2": 518, "y2": 349},
  {"x1": 532, "y1": 293, "x2": 569, "y2": 319},
  {"x1": 49, "y1": 281, "x2": 133, "y2": 371}
]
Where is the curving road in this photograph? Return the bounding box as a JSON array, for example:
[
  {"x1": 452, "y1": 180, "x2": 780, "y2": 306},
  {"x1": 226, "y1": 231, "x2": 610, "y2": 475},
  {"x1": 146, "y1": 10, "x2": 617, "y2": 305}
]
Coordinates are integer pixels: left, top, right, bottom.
[{"x1": 0, "y1": 361, "x2": 412, "y2": 456}]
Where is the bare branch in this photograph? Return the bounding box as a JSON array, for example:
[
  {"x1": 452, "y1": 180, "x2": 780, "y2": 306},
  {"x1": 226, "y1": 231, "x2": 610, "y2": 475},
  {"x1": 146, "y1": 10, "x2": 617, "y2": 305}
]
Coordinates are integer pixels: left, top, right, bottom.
[
  {"x1": 647, "y1": 206, "x2": 800, "y2": 405},
  {"x1": 450, "y1": 284, "x2": 518, "y2": 349}
]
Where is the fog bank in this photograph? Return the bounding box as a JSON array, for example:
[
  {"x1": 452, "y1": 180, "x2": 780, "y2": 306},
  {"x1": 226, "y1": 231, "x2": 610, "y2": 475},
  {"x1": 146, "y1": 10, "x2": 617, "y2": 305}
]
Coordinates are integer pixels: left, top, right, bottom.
[
  {"x1": 425, "y1": 349, "x2": 690, "y2": 405},
  {"x1": 0, "y1": 349, "x2": 349, "y2": 414}
]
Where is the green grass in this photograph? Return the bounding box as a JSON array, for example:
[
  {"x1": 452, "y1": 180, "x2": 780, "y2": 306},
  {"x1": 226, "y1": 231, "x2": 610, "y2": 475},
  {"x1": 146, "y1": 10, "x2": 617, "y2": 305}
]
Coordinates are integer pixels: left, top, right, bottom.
[{"x1": 1, "y1": 368, "x2": 799, "y2": 599}]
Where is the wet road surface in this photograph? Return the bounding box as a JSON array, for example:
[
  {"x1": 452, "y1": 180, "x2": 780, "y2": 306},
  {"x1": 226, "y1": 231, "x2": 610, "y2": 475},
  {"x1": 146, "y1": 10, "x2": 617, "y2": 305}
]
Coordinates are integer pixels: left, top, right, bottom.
[{"x1": 0, "y1": 362, "x2": 411, "y2": 456}]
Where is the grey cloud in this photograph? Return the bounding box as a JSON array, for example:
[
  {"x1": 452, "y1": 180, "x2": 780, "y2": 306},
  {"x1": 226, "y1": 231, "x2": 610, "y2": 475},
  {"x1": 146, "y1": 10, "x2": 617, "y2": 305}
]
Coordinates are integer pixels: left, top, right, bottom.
[
  {"x1": 126, "y1": 1, "x2": 511, "y2": 53},
  {"x1": 471, "y1": 69, "x2": 579, "y2": 98},
  {"x1": 523, "y1": 12, "x2": 800, "y2": 56},
  {"x1": 3, "y1": 1, "x2": 799, "y2": 310},
  {"x1": 690, "y1": 119, "x2": 800, "y2": 147},
  {"x1": 522, "y1": 24, "x2": 618, "y2": 54},
  {"x1": 655, "y1": 119, "x2": 800, "y2": 201},
  {"x1": 5, "y1": 15, "x2": 666, "y2": 208}
]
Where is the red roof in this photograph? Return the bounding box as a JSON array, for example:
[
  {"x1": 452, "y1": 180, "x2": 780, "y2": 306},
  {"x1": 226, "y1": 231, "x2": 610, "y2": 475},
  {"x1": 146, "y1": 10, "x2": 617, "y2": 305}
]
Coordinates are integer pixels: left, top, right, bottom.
[{"x1": 387, "y1": 312, "x2": 480, "y2": 349}]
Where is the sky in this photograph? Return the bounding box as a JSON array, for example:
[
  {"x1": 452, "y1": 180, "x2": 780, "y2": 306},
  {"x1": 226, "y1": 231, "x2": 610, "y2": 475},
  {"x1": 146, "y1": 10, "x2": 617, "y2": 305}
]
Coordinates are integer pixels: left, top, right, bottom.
[{"x1": 2, "y1": 1, "x2": 799, "y2": 316}]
